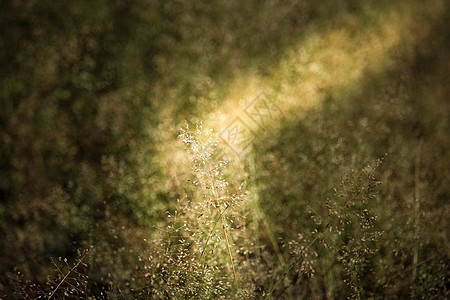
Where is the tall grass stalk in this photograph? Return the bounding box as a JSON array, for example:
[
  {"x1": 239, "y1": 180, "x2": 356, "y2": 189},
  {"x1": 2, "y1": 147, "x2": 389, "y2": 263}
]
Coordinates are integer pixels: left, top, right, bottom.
[
  {"x1": 209, "y1": 169, "x2": 239, "y2": 290},
  {"x1": 179, "y1": 122, "x2": 239, "y2": 290}
]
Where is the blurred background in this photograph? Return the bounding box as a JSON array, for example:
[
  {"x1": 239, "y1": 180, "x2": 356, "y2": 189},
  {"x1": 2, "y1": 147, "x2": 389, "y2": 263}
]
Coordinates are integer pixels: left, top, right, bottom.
[{"x1": 0, "y1": 0, "x2": 449, "y2": 298}]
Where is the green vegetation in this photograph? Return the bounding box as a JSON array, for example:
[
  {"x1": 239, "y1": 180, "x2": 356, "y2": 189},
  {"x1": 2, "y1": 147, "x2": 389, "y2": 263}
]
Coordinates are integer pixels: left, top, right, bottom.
[{"x1": 1, "y1": 0, "x2": 449, "y2": 298}]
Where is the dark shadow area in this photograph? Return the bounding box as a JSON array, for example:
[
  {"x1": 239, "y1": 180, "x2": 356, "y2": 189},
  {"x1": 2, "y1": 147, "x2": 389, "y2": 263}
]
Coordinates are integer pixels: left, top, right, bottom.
[{"x1": 252, "y1": 5, "x2": 449, "y2": 297}]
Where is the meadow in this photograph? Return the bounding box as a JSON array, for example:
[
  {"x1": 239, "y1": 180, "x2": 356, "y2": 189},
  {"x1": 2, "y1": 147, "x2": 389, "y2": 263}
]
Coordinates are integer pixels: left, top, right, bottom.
[{"x1": 0, "y1": 0, "x2": 449, "y2": 298}]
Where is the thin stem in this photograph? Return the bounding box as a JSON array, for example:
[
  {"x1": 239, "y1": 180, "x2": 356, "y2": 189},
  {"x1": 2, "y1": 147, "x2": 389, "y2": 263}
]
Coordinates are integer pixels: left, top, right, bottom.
[
  {"x1": 412, "y1": 140, "x2": 422, "y2": 290},
  {"x1": 48, "y1": 247, "x2": 92, "y2": 299},
  {"x1": 266, "y1": 228, "x2": 324, "y2": 298},
  {"x1": 218, "y1": 203, "x2": 239, "y2": 289},
  {"x1": 210, "y1": 178, "x2": 239, "y2": 290},
  {"x1": 208, "y1": 159, "x2": 239, "y2": 290},
  {"x1": 200, "y1": 205, "x2": 229, "y2": 259},
  {"x1": 249, "y1": 154, "x2": 285, "y2": 266},
  {"x1": 199, "y1": 140, "x2": 239, "y2": 290}
]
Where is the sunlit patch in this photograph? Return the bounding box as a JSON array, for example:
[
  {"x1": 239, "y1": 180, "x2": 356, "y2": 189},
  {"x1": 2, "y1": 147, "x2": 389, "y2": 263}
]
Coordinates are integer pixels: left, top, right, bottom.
[
  {"x1": 194, "y1": 2, "x2": 425, "y2": 165},
  {"x1": 157, "y1": 0, "x2": 446, "y2": 173}
]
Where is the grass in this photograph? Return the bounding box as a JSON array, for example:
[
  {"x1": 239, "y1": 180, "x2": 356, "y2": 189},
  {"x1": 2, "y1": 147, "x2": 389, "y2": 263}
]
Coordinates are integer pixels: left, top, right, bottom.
[
  {"x1": 179, "y1": 122, "x2": 239, "y2": 290},
  {"x1": 2, "y1": 0, "x2": 449, "y2": 298}
]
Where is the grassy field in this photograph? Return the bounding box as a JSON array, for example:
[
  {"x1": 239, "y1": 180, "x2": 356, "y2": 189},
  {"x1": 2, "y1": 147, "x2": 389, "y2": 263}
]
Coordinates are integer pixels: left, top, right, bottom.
[{"x1": 1, "y1": 0, "x2": 449, "y2": 298}]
